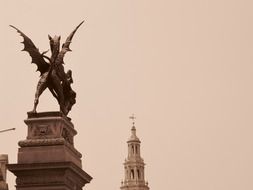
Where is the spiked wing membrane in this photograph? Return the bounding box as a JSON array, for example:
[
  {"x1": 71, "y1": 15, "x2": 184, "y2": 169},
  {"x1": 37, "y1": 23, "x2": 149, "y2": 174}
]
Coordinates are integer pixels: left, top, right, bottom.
[
  {"x1": 55, "y1": 21, "x2": 84, "y2": 65},
  {"x1": 10, "y1": 25, "x2": 50, "y2": 75}
]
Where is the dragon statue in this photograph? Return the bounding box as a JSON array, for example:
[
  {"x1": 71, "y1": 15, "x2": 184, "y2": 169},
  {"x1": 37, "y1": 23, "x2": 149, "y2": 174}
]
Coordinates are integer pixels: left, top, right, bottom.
[{"x1": 10, "y1": 21, "x2": 84, "y2": 116}]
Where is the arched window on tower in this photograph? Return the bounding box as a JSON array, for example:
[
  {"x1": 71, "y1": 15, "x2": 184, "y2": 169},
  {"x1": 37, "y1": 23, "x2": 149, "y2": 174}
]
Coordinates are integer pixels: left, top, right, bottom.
[
  {"x1": 132, "y1": 145, "x2": 135, "y2": 155},
  {"x1": 135, "y1": 145, "x2": 138, "y2": 154},
  {"x1": 137, "y1": 169, "x2": 140, "y2": 179},
  {"x1": 131, "y1": 169, "x2": 134, "y2": 179}
]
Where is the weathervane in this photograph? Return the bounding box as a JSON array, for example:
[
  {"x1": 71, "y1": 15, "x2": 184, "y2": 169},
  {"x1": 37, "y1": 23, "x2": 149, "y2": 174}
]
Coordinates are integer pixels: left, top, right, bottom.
[
  {"x1": 10, "y1": 21, "x2": 84, "y2": 116},
  {"x1": 129, "y1": 114, "x2": 136, "y2": 126}
]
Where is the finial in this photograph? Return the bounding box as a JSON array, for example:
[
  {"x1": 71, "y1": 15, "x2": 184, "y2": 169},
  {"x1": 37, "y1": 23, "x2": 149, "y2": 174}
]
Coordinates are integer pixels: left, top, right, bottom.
[{"x1": 129, "y1": 113, "x2": 136, "y2": 127}]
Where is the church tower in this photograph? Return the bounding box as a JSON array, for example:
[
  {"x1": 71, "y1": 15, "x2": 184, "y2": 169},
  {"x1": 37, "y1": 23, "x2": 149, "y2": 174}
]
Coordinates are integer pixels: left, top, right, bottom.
[{"x1": 120, "y1": 115, "x2": 149, "y2": 190}]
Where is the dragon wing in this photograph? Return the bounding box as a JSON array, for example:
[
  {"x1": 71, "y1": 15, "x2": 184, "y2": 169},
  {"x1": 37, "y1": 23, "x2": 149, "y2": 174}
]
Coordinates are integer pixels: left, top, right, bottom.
[
  {"x1": 10, "y1": 25, "x2": 50, "y2": 75},
  {"x1": 56, "y1": 21, "x2": 84, "y2": 65}
]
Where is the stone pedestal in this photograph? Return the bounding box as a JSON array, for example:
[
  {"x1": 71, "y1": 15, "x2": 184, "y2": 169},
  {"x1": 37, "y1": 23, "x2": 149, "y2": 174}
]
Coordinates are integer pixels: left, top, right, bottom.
[
  {"x1": 7, "y1": 112, "x2": 92, "y2": 190},
  {"x1": 0, "y1": 154, "x2": 9, "y2": 190}
]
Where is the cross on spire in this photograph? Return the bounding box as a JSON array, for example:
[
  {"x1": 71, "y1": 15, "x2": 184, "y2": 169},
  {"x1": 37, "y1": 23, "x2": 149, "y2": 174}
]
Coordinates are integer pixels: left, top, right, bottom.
[{"x1": 129, "y1": 114, "x2": 136, "y2": 126}]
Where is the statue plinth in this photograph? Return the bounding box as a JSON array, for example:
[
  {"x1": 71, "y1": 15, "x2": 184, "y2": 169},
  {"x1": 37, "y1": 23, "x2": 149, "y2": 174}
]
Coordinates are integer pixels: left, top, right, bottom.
[{"x1": 8, "y1": 112, "x2": 92, "y2": 190}]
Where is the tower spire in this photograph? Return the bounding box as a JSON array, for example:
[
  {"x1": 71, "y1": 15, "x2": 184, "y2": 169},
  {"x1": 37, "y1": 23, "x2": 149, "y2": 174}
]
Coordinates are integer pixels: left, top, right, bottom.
[
  {"x1": 128, "y1": 114, "x2": 138, "y2": 141},
  {"x1": 120, "y1": 115, "x2": 150, "y2": 190}
]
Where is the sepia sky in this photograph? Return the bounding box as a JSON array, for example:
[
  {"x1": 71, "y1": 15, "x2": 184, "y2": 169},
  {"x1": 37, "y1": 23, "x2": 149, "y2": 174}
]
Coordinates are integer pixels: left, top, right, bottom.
[{"x1": 1, "y1": 0, "x2": 253, "y2": 190}]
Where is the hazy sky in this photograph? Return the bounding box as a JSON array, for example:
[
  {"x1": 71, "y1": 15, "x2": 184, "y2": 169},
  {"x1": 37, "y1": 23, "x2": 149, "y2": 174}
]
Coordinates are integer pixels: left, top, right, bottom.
[{"x1": 1, "y1": 0, "x2": 253, "y2": 190}]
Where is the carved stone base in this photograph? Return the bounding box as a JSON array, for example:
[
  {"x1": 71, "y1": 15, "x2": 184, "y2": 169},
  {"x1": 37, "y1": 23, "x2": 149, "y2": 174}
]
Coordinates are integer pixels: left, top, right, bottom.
[
  {"x1": 8, "y1": 162, "x2": 92, "y2": 190},
  {"x1": 17, "y1": 112, "x2": 82, "y2": 167},
  {"x1": 7, "y1": 112, "x2": 92, "y2": 190}
]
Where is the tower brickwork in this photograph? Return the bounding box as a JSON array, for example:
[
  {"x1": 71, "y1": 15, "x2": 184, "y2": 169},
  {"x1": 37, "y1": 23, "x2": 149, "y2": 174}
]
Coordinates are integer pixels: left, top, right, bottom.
[{"x1": 120, "y1": 119, "x2": 149, "y2": 190}]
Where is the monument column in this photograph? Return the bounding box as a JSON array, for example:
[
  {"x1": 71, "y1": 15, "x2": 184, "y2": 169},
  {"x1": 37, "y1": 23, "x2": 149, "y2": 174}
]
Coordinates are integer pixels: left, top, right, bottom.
[
  {"x1": 8, "y1": 21, "x2": 91, "y2": 190},
  {"x1": 8, "y1": 112, "x2": 92, "y2": 190}
]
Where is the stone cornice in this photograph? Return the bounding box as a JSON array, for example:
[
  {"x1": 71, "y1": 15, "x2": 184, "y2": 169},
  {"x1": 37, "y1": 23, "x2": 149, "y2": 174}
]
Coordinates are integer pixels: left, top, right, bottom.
[{"x1": 18, "y1": 138, "x2": 82, "y2": 158}]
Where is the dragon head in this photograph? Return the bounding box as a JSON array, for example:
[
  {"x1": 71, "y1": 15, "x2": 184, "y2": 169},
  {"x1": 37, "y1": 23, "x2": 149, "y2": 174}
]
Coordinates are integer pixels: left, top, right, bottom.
[{"x1": 48, "y1": 35, "x2": 61, "y2": 58}]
